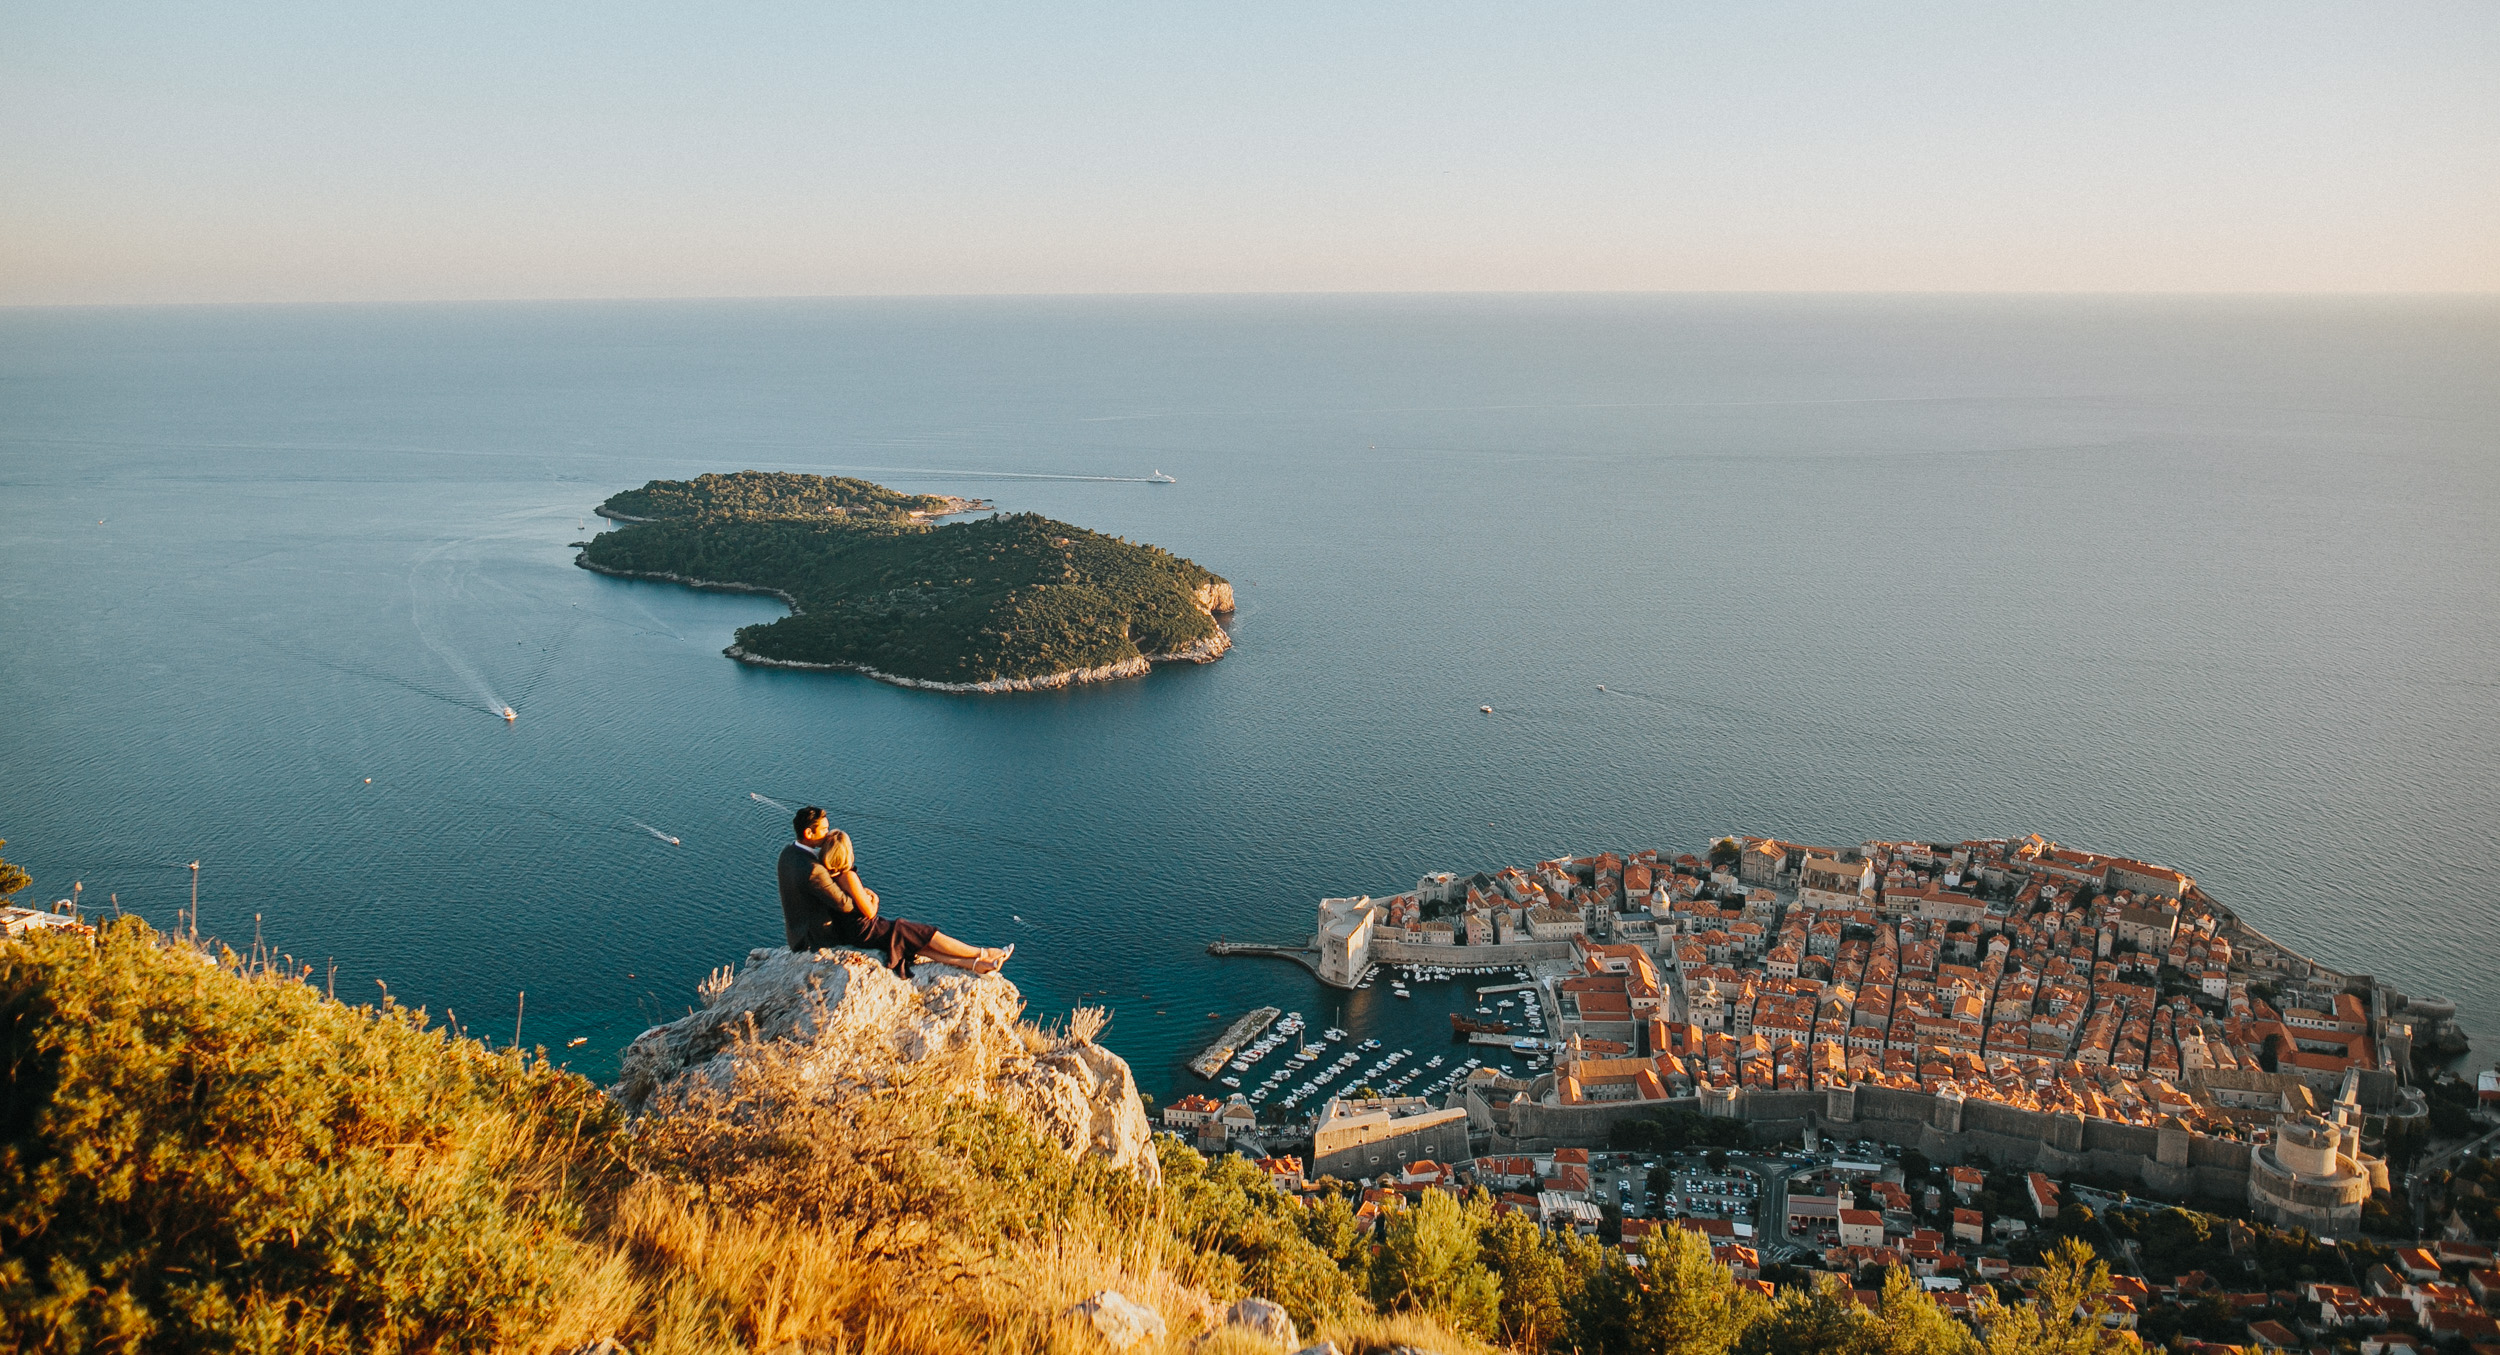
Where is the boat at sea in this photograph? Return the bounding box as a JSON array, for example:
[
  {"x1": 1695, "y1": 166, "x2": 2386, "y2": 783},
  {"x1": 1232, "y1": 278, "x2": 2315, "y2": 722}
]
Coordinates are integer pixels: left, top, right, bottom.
[
  {"x1": 1451, "y1": 1014, "x2": 1512, "y2": 1037},
  {"x1": 1148, "y1": 469, "x2": 1176, "y2": 483}
]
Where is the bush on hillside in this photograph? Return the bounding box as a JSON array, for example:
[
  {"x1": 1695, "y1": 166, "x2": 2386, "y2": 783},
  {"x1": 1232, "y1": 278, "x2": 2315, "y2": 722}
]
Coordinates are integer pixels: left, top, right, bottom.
[
  {"x1": 0, "y1": 919, "x2": 622, "y2": 1353},
  {"x1": 0, "y1": 916, "x2": 1484, "y2": 1355}
]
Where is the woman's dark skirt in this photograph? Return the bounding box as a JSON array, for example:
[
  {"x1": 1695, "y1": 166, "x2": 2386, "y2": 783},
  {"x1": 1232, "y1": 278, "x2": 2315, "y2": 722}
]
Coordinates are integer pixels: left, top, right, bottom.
[{"x1": 851, "y1": 913, "x2": 941, "y2": 977}]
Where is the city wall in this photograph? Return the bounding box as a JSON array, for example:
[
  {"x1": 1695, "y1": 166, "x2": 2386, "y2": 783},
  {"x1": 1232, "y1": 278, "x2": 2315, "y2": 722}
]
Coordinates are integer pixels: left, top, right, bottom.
[
  {"x1": 1370, "y1": 938, "x2": 1575, "y2": 968},
  {"x1": 1498, "y1": 1081, "x2": 2253, "y2": 1204}
]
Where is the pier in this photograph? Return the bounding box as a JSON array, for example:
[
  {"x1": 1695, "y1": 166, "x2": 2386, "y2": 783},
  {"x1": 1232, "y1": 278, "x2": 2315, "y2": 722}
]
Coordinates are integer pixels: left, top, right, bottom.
[
  {"x1": 1206, "y1": 940, "x2": 1322, "y2": 977},
  {"x1": 1189, "y1": 1006, "x2": 1281, "y2": 1079}
]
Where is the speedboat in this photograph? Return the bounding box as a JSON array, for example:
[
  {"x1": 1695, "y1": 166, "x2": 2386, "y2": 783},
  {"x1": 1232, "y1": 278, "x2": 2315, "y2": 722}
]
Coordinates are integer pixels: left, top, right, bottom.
[
  {"x1": 1394, "y1": 989, "x2": 1411, "y2": 999},
  {"x1": 1148, "y1": 469, "x2": 1176, "y2": 483},
  {"x1": 1220, "y1": 1076, "x2": 1240, "y2": 1088}
]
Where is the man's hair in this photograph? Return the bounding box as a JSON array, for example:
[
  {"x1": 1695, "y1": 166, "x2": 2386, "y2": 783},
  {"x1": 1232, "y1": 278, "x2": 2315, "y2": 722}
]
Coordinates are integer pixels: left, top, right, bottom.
[{"x1": 793, "y1": 806, "x2": 828, "y2": 838}]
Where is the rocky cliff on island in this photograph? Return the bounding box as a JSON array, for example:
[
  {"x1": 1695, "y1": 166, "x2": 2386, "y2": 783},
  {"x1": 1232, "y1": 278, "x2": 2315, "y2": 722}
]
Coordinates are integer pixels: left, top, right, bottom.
[{"x1": 576, "y1": 470, "x2": 1236, "y2": 692}]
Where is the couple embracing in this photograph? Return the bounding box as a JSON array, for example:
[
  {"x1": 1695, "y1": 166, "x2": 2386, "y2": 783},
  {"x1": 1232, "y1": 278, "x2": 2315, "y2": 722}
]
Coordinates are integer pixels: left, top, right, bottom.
[{"x1": 775, "y1": 805, "x2": 1011, "y2": 978}]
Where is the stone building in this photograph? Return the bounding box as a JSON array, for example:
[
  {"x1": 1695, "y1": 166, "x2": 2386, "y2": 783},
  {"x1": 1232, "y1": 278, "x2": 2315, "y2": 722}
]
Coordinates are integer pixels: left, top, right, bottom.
[
  {"x1": 1310, "y1": 1096, "x2": 1472, "y2": 1182},
  {"x1": 2247, "y1": 1101, "x2": 2378, "y2": 1232}
]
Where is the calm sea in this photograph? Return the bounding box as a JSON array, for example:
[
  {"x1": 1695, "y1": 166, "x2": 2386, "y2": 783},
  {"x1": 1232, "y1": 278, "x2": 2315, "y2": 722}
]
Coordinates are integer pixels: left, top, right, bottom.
[{"x1": 2, "y1": 295, "x2": 2494, "y2": 1098}]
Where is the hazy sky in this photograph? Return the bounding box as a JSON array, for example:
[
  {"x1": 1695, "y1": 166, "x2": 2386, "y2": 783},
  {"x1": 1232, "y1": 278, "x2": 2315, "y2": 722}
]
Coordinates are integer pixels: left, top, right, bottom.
[{"x1": 4, "y1": 3, "x2": 2494, "y2": 303}]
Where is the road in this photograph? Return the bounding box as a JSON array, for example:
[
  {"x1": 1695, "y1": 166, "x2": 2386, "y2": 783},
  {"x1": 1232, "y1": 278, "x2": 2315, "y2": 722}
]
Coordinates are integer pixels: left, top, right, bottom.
[{"x1": 1741, "y1": 1155, "x2": 1807, "y2": 1264}]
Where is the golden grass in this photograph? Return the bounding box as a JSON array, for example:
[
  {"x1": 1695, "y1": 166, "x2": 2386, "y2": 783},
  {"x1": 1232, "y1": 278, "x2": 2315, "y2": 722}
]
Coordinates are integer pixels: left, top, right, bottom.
[{"x1": 502, "y1": 1001, "x2": 1486, "y2": 1355}]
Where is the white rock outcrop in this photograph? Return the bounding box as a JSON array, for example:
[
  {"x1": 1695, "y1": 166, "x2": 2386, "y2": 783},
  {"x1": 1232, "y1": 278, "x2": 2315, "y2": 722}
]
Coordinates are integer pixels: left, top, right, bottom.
[
  {"x1": 1067, "y1": 1290, "x2": 1167, "y2": 1351},
  {"x1": 613, "y1": 947, "x2": 1160, "y2": 1186},
  {"x1": 1220, "y1": 1297, "x2": 1300, "y2": 1350}
]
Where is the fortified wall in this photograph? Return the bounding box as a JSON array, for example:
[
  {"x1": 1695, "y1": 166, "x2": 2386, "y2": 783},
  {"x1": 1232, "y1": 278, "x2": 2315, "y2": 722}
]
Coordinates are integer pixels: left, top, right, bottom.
[
  {"x1": 1369, "y1": 938, "x2": 1575, "y2": 969},
  {"x1": 1500, "y1": 1080, "x2": 2254, "y2": 1204}
]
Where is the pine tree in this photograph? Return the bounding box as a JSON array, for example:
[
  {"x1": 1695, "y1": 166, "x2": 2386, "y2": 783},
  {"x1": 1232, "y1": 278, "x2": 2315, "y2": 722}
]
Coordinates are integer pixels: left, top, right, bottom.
[
  {"x1": 1573, "y1": 1224, "x2": 1769, "y2": 1355},
  {"x1": 0, "y1": 840, "x2": 29, "y2": 900},
  {"x1": 1370, "y1": 1189, "x2": 1501, "y2": 1338},
  {"x1": 1971, "y1": 1236, "x2": 2112, "y2": 1355}
]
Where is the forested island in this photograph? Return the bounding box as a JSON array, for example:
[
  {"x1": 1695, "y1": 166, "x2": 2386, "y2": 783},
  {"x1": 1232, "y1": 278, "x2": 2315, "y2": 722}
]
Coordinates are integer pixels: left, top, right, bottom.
[{"x1": 578, "y1": 471, "x2": 1235, "y2": 691}]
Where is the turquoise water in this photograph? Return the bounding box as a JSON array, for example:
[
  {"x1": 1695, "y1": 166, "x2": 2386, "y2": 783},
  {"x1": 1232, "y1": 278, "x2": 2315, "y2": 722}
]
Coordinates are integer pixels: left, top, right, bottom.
[{"x1": 2, "y1": 295, "x2": 2494, "y2": 1098}]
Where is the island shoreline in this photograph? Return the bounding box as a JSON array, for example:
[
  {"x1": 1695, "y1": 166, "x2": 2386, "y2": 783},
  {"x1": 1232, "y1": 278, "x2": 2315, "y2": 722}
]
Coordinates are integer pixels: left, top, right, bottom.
[{"x1": 575, "y1": 553, "x2": 1232, "y2": 693}]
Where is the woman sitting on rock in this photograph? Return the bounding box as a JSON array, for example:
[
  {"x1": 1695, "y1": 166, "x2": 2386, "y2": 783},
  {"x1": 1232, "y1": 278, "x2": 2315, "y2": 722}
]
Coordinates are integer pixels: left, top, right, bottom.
[{"x1": 777, "y1": 806, "x2": 1011, "y2": 979}]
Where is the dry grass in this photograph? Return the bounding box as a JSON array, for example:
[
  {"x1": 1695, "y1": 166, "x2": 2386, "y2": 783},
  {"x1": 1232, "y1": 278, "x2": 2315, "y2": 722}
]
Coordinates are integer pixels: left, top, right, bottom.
[
  {"x1": 6, "y1": 924, "x2": 1485, "y2": 1355},
  {"x1": 502, "y1": 998, "x2": 1478, "y2": 1355}
]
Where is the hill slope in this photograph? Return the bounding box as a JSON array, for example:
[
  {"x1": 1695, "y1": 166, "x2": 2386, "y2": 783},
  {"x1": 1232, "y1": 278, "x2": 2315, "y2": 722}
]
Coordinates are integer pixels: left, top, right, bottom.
[{"x1": 578, "y1": 473, "x2": 1235, "y2": 690}]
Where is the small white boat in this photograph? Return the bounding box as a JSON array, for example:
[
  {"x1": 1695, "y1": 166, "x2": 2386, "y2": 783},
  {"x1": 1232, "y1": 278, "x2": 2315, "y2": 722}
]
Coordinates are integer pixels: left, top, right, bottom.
[
  {"x1": 1480, "y1": 705, "x2": 1493, "y2": 714},
  {"x1": 501, "y1": 707, "x2": 516, "y2": 722},
  {"x1": 1148, "y1": 469, "x2": 1176, "y2": 483},
  {"x1": 1394, "y1": 989, "x2": 1411, "y2": 998},
  {"x1": 1220, "y1": 1076, "x2": 1240, "y2": 1088}
]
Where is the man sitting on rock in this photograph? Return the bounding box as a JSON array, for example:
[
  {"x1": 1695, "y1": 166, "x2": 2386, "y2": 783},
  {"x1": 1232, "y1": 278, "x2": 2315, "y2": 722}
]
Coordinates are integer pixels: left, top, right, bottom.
[{"x1": 777, "y1": 806, "x2": 1011, "y2": 978}]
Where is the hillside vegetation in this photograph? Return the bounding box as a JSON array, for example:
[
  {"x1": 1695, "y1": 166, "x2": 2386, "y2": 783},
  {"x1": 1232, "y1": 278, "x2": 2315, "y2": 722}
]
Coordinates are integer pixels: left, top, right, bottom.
[
  {"x1": 581, "y1": 473, "x2": 1233, "y2": 687},
  {"x1": 599, "y1": 472, "x2": 965, "y2": 526},
  {"x1": 0, "y1": 918, "x2": 2120, "y2": 1354}
]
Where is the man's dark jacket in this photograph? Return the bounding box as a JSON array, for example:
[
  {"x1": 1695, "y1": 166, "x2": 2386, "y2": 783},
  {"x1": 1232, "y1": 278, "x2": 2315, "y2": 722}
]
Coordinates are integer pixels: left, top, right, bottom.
[{"x1": 778, "y1": 841, "x2": 860, "y2": 951}]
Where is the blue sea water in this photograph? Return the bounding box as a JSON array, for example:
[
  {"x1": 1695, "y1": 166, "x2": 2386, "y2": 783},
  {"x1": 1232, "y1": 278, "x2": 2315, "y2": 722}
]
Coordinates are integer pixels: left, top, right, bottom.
[{"x1": 2, "y1": 295, "x2": 2494, "y2": 1099}]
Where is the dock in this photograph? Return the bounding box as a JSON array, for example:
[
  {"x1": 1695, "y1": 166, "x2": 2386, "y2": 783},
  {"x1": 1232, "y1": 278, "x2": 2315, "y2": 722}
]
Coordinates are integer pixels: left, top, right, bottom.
[
  {"x1": 1206, "y1": 940, "x2": 1321, "y2": 976},
  {"x1": 1474, "y1": 981, "x2": 1538, "y2": 996},
  {"x1": 1189, "y1": 1006, "x2": 1281, "y2": 1079}
]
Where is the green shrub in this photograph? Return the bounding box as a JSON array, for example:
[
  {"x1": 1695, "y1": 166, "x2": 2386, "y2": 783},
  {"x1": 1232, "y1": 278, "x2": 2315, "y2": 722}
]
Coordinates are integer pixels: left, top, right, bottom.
[{"x1": 0, "y1": 919, "x2": 623, "y2": 1354}]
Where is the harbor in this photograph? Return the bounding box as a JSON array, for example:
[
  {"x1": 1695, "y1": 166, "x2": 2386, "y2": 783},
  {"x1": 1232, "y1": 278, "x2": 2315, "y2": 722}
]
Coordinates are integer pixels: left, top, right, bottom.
[{"x1": 1178, "y1": 959, "x2": 1560, "y2": 1123}]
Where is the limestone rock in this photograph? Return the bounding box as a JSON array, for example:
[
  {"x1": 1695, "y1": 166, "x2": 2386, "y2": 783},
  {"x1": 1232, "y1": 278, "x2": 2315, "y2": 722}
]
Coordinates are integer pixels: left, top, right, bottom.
[
  {"x1": 1002, "y1": 1036, "x2": 1161, "y2": 1183},
  {"x1": 612, "y1": 947, "x2": 1158, "y2": 1185},
  {"x1": 1067, "y1": 1289, "x2": 1166, "y2": 1350},
  {"x1": 1287, "y1": 1345, "x2": 1344, "y2": 1355},
  {"x1": 1220, "y1": 1297, "x2": 1298, "y2": 1349}
]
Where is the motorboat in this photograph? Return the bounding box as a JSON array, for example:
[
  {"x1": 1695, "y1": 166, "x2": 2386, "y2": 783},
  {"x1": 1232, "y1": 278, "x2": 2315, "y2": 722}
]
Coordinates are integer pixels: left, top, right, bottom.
[{"x1": 1148, "y1": 469, "x2": 1176, "y2": 483}]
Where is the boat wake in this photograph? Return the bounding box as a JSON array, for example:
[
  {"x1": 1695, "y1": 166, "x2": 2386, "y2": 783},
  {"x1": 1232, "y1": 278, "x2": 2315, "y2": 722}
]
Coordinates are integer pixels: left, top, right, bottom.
[{"x1": 631, "y1": 821, "x2": 682, "y2": 846}]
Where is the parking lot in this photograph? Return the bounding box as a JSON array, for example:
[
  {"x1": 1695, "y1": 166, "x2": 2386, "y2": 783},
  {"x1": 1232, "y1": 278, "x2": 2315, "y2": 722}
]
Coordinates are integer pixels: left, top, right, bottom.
[{"x1": 1588, "y1": 1151, "x2": 1761, "y2": 1221}]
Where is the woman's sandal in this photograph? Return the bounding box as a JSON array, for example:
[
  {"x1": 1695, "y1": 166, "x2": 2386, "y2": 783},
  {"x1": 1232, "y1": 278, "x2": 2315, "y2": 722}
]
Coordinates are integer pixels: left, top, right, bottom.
[{"x1": 974, "y1": 944, "x2": 1015, "y2": 975}]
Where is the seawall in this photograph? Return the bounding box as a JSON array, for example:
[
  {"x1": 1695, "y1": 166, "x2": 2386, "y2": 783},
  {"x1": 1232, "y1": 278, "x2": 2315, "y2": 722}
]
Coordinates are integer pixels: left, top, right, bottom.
[{"x1": 1498, "y1": 1081, "x2": 2254, "y2": 1205}]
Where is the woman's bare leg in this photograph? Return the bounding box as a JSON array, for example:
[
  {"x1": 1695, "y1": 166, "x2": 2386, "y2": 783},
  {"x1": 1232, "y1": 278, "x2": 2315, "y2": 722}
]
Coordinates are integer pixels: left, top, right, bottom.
[{"x1": 916, "y1": 930, "x2": 1011, "y2": 973}]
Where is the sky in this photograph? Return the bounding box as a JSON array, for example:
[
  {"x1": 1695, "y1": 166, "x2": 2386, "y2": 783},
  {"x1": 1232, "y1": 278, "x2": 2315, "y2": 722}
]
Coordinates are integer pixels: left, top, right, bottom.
[{"x1": 2, "y1": 2, "x2": 2495, "y2": 304}]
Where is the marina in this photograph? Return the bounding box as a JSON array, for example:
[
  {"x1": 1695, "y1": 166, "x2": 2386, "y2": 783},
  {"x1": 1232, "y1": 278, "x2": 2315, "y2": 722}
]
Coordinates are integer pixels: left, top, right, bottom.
[{"x1": 1181, "y1": 960, "x2": 1552, "y2": 1121}]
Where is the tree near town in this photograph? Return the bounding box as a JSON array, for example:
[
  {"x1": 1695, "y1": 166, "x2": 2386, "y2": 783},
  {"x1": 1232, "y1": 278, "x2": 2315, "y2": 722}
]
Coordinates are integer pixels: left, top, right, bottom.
[
  {"x1": 0, "y1": 841, "x2": 28, "y2": 900},
  {"x1": 1970, "y1": 1236, "x2": 2113, "y2": 1355},
  {"x1": 1369, "y1": 1187, "x2": 1501, "y2": 1338},
  {"x1": 1572, "y1": 1223, "x2": 1768, "y2": 1355}
]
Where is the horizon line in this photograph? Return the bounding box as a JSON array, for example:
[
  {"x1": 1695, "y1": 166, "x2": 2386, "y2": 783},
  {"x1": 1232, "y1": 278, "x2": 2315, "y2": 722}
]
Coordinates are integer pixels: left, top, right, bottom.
[{"x1": 6, "y1": 286, "x2": 2499, "y2": 314}]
